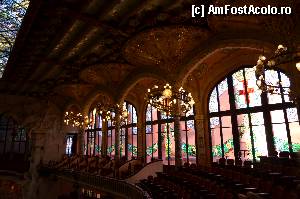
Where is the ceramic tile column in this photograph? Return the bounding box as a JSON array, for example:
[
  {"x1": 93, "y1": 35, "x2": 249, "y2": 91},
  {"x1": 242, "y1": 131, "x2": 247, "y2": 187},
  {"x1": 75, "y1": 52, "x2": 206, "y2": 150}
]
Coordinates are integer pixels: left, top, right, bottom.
[
  {"x1": 101, "y1": 120, "x2": 107, "y2": 157},
  {"x1": 194, "y1": 114, "x2": 208, "y2": 166}
]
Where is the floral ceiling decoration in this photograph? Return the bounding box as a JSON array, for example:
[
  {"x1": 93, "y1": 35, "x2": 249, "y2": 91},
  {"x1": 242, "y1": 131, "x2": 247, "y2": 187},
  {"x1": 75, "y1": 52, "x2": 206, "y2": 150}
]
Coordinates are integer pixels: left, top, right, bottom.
[{"x1": 0, "y1": 0, "x2": 29, "y2": 78}]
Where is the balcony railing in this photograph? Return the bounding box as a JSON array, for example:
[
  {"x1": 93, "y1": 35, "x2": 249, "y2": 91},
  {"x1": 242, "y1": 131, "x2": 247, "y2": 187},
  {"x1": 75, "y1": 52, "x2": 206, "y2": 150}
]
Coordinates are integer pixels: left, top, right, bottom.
[{"x1": 40, "y1": 167, "x2": 152, "y2": 199}]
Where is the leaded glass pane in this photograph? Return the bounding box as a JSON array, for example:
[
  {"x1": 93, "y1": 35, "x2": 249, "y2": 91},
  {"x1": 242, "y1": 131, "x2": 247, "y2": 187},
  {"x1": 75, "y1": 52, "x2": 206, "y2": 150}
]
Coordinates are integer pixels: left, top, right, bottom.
[
  {"x1": 244, "y1": 67, "x2": 262, "y2": 107},
  {"x1": 210, "y1": 117, "x2": 220, "y2": 128},
  {"x1": 287, "y1": 108, "x2": 298, "y2": 122},
  {"x1": 218, "y1": 78, "x2": 230, "y2": 111},
  {"x1": 146, "y1": 105, "x2": 152, "y2": 121},
  {"x1": 237, "y1": 114, "x2": 253, "y2": 160},
  {"x1": 271, "y1": 110, "x2": 285, "y2": 123},
  {"x1": 186, "y1": 106, "x2": 194, "y2": 117},
  {"x1": 132, "y1": 106, "x2": 137, "y2": 123},
  {"x1": 132, "y1": 127, "x2": 137, "y2": 135},
  {"x1": 146, "y1": 125, "x2": 152, "y2": 134},
  {"x1": 221, "y1": 116, "x2": 234, "y2": 160},
  {"x1": 265, "y1": 70, "x2": 282, "y2": 104},
  {"x1": 209, "y1": 88, "x2": 218, "y2": 113},
  {"x1": 280, "y1": 72, "x2": 291, "y2": 102},
  {"x1": 233, "y1": 69, "x2": 248, "y2": 109}
]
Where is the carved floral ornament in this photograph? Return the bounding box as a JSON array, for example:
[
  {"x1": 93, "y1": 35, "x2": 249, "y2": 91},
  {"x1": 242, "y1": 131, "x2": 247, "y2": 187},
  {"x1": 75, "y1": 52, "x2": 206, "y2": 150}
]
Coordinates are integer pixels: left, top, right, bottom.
[{"x1": 123, "y1": 26, "x2": 210, "y2": 72}]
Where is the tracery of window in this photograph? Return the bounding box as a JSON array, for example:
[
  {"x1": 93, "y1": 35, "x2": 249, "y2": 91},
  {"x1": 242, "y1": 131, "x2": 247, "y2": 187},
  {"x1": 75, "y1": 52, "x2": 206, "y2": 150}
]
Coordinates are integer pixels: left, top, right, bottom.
[
  {"x1": 84, "y1": 108, "x2": 102, "y2": 156},
  {"x1": 0, "y1": 116, "x2": 28, "y2": 155},
  {"x1": 145, "y1": 104, "x2": 196, "y2": 165},
  {"x1": 120, "y1": 102, "x2": 138, "y2": 160},
  {"x1": 0, "y1": 0, "x2": 30, "y2": 78},
  {"x1": 107, "y1": 112, "x2": 115, "y2": 158},
  {"x1": 180, "y1": 107, "x2": 196, "y2": 164},
  {"x1": 209, "y1": 67, "x2": 300, "y2": 162}
]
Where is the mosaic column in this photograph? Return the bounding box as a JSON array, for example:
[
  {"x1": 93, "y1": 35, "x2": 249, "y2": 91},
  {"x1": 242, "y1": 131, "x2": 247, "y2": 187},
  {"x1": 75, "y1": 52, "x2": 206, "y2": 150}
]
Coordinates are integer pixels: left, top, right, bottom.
[
  {"x1": 174, "y1": 105, "x2": 182, "y2": 167},
  {"x1": 137, "y1": 109, "x2": 145, "y2": 160},
  {"x1": 114, "y1": 112, "x2": 121, "y2": 162},
  {"x1": 26, "y1": 129, "x2": 46, "y2": 199},
  {"x1": 101, "y1": 120, "x2": 107, "y2": 157},
  {"x1": 77, "y1": 128, "x2": 84, "y2": 155},
  {"x1": 194, "y1": 114, "x2": 208, "y2": 166}
]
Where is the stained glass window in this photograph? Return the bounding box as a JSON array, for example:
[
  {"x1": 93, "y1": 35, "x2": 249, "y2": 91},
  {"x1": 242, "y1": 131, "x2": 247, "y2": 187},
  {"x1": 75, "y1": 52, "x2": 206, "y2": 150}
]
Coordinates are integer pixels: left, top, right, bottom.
[
  {"x1": 85, "y1": 108, "x2": 103, "y2": 156},
  {"x1": 121, "y1": 101, "x2": 138, "y2": 160},
  {"x1": 209, "y1": 67, "x2": 299, "y2": 162},
  {"x1": 146, "y1": 104, "x2": 196, "y2": 165},
  {"x1": 209, "y1": 88, "x2": 218, "y2": 113},
  {"x1": 0, "y1": 0, "x2": 30, "y2": 78},
  {"x1": 0, "y1": 116, "x2": 28, "y2": 155},
  {"x1": 66, "y1": 136, "x2": 73, "y2": 155}
]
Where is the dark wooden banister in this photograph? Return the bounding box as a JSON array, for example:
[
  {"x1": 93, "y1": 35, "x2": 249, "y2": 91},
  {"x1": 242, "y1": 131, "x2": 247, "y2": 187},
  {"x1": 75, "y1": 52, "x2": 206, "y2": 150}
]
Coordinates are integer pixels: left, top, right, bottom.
[{"x1": 40, "y1": 167, "x2": 152, "y2": 199}]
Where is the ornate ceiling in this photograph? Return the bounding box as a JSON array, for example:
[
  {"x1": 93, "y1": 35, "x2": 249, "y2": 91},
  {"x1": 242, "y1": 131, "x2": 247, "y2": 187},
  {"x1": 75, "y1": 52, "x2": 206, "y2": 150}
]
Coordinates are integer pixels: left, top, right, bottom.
[{"x1": 1, "y1": 0, "x2": 300, "y2": 110}]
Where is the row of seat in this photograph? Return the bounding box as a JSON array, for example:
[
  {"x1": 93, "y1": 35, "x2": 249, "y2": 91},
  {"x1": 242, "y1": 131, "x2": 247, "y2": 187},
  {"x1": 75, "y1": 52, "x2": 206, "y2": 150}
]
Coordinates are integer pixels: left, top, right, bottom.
[{"x1": 138, "y1": 158, "x2": 300, "y2": 199}]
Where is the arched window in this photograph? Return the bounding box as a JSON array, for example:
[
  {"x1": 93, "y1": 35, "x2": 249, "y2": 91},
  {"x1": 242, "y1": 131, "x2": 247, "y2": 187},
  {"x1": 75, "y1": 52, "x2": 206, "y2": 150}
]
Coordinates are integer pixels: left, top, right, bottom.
[
  {"x1": 120, "y1": 101, "x2": 138, "y2": 160},
  {"x1": 84, "y1": 108, "x2": 103, "y2": 156},
  {"x1": 145, "y1": 104, "x2": 196, "y2": 165},
  {"x1": 0, "y1": 116, "x2": 28, "y2": 156},
  {"x1": 0, "y1": 116, "x2": 29, "y2": 172},
  {"x1": 209, "y1": 67, "x2": 300, "y2": 162}
]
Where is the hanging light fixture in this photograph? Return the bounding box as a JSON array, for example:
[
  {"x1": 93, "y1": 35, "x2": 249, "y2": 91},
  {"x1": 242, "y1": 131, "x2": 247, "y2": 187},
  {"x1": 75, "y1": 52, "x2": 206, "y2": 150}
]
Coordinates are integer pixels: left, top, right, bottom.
[
  {"x1": 254, "y1": 44, "x2": 300, "y2": 101},
  {"x1": 95, "y1": 102, "x2": 129, "y2": 124},
  {"x1": 64, "y1": 111, "x2": 88, "y2": 128},
  {"x1": 146, "y1": 83, "x2": 195, "y2": 115}
]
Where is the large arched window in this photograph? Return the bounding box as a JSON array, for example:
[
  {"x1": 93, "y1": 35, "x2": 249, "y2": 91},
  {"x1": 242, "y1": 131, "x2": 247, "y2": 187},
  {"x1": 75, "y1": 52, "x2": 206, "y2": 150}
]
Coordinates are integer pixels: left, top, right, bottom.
[
  {"x1": 84, "y1": 108, "x2": 103, "y2": 156},
  {"x1": 0, "y1": 116, "x2": 28, "y2": 156},
  {"x1": 120, "y1": 101, "x2": 138, "y2": 160},
  {"x1": 209, "y1": 67, "x2": 300, "y2": 162},
  {"x1": 0, "y1": 115, "x2": 29, "y2": 172},
  {"x1": 145, "y1": 104, "x2": 196, "y2": 165}
]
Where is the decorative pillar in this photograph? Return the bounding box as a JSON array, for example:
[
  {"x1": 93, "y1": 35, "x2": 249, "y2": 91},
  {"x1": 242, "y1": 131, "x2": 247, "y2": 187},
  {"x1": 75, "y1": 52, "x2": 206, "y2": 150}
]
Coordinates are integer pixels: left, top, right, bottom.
[
  {"x1": 26, "y1": 129, "x2": 46, "y2": 199},
  {"x1": 174, "y1": 112, "x2": 182, "y2": 167},
  {"x1": 137, "y1": 107, "x2": 145, "y2": 160},
  {"x1": 77, "y1": 128, "x2": 84, "y2": 155},
  {"x1": 194, "y1": 114, "x2": 208, "y2": 166},
  {"x1": 101, "y1": 120, "x2": 107, "y2": 157},
  {"x1": 114, "y1": 112, "x2": 121, "y2": 162}
]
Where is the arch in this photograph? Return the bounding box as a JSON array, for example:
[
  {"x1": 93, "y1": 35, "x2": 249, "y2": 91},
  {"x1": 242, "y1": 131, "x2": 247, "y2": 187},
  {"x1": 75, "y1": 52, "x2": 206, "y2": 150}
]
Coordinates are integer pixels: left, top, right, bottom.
[
  {"x1": 208, "y1": 66, "x2": 300, "y2": 163},
  {"x1": 177, "y1": 38, "x2": 275, "y2": 87},
  {"x1": 117, "y1": 68, "x2": 169, "y2": 101},
  {"x1": 81, "y1": 89, "x2": 114, "y2": 117}
]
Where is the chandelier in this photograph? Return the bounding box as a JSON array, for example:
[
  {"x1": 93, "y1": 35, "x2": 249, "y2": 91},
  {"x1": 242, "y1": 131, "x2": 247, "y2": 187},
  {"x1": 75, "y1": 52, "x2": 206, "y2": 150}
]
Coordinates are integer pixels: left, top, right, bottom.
[
  {"x1": 96, "y1": 103, "x2": 129, "y2": 124},
  {"x1": 64, "y1": 111, "x2": 88, "y2": 127},
  {"x1": 254, "y1": 44, "x2": 300, "y2": 99},
  {"x1": 146, "y1": 83, "x2": 195, "y2": 115}
]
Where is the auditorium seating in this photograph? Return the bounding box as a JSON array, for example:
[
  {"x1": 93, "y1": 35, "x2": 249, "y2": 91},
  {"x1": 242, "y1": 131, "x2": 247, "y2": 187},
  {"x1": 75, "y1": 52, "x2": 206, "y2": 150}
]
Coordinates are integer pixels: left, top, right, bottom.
[{"x1": 137, "y1": 156, "x2": 300, "y2": 199}]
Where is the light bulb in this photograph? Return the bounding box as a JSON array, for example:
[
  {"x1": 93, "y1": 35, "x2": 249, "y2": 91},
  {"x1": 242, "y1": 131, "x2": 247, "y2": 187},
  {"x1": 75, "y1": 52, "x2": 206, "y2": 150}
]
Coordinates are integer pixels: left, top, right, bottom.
[
  {"x1": 296, "y1": 62, "x2": 300, "y2": 71},
  {"x1": 259, "y1": 55, "x2": 266, "y2": 61},
  {"x1": 277, "y1": 44, "x2": 284, "y2": 50}
]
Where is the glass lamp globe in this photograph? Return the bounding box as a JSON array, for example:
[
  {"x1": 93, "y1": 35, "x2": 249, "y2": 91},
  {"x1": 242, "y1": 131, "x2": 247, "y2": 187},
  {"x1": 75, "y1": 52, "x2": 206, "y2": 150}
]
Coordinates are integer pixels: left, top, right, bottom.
[
  {"x1": 162, "y1": 88, "x2": 172, "y2": 99},
  {"x1": 296, "y1": 62, "x2": 300, "y2": 71}
]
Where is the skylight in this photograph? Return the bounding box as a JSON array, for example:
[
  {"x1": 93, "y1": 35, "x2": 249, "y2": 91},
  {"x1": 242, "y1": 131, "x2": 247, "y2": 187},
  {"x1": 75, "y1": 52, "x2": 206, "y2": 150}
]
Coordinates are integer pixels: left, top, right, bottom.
[{"x1": 0, "y1": 0, "x2": 30, "y2": 78}]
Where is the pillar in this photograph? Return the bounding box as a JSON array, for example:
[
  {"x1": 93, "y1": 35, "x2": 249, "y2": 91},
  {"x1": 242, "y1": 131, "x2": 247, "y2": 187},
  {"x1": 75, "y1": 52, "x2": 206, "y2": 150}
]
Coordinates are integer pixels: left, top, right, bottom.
[
  {"x1": 25, "y1": 129, "x2": 46, "y2": 199},
  {"x1": 101, "y1": 120, "x2": 107, "y2": 157},
  {"x1": 77, "y1": 128, "x2": 84, "y2": 155},
  {"x1": 137, "y1": 106, "x2": 145, "y2": 161},
  {"x1": 174, "y1": 112, "x2": 182, "y2": 167},
  {"x1": 114, "y1": 112, "x2": 121, "y2": 162},
  {"x1": 194, "y1": 114, "x2": 209, "y2": 166}
]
